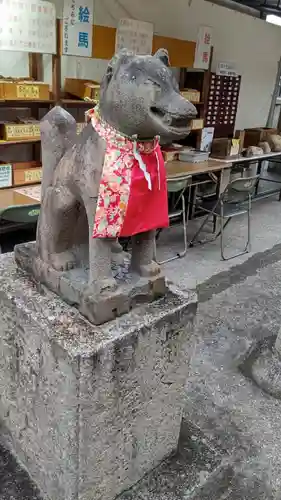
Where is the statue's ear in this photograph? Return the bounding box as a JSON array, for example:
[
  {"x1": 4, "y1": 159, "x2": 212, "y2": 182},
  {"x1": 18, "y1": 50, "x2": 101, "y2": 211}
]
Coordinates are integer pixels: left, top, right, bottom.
[
  {"x1": 105, "y1": 48, "x2": 134, "y2": 83},
  {"x1": 154, "y1": 48, "x2": 170, "y2": 67}
]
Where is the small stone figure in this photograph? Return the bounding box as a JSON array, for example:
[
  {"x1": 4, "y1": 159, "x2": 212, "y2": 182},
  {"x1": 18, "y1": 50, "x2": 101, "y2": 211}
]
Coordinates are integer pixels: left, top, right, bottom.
[
  {"x1": 15, "y1": 48, "x2": 197, "y2": 324},
  {"x1": 258, "y1": 141, "x2": 271, "y2": 154},
  {"x1": 243, "y1": 145, "x2": 264, "y2": 157}
]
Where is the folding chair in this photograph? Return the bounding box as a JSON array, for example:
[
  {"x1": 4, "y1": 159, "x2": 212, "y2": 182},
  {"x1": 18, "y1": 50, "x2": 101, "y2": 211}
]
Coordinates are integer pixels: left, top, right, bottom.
[
  {"x1": 155, "y1": 174, "x2": 191, "y2": 264},
  {"x1": 189, "y1": 175, "x2": 259, "y2": 261}
]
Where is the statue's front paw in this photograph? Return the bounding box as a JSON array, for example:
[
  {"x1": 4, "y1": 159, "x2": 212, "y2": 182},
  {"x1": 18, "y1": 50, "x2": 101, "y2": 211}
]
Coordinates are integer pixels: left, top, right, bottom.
[
  {"x1": 50, "y1": 251, "x2": 76, "y2": 271},
  {"x1": 86, "y1": 277, "x2": 118, "y2": 296},
  {"x1": 135, "y1": 261, "x2": 161, "y2": 278}
]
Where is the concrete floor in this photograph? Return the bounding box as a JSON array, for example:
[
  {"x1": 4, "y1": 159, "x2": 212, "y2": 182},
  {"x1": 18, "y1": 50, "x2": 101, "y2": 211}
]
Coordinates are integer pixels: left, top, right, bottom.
[{"x1": 156, "y1": 195, "x2": 281, "y2": 290}]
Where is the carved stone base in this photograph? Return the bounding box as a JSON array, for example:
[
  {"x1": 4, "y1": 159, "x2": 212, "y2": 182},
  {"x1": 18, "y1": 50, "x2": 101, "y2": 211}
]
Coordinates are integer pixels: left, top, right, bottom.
[
  {"x1": 249, "y1": 346, "x2": 281, "y2": 400},
  {"x1": 239, "y1": 335, "x2": 281, "y2": 400},
  {"x1": 14, "y1": 242, "x2": 167, "y2": 325},
  {"x1": 0, "y1": 252, "x2": 197, "y2": 500}
]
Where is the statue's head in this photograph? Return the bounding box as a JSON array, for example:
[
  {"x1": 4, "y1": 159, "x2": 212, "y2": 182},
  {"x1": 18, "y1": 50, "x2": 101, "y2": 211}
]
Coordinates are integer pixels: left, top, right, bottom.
[{"x1": 99, "y1": 48, "x2": 197, "y2": 141}]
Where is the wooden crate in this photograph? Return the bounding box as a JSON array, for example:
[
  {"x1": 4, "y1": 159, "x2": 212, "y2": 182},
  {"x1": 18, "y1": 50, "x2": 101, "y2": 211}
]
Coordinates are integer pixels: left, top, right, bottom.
[
  {"x1": 65, "y1": 78, "x2": 100, "y2": 101},
  {"x1": 13, "y1": 161, "x2": 42, "y2": 186},
  {"x1": 190, "y1": 118, "x2": 204, "y2": 130},
  {"x1": 0, "y1": 80, "x2": 50, "y2": 100},
  {"x1": 181, "y1": 89, "x2": 201, "y2": 103},
  {"x1": 211, "y1": 138, "x2": 240, "y2": 158},
  {"x1": 0, "y1": 123, "x2": 40, "y2": 141},
  {"x1": 243, "y1": 127, "x2": 277, "y2": 148}
]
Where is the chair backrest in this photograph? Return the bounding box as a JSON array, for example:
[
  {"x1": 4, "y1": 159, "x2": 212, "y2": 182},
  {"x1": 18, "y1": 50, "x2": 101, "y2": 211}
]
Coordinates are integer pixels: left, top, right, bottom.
[
  {"x1": 167, "y1": 175, "x2": 191, "y2": 193},
  {"x1": 0, "y1": 204, "x2": 40, "y2": 223},
  {"x1": 222, "y1": 175, "x2": 259, "y2": 204}
]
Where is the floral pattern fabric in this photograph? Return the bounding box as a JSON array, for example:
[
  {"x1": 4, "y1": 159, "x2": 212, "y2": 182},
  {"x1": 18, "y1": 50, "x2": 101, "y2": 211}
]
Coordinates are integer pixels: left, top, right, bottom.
[{"x1": 87, "y1": 108, "x2": 168, "y2": 238}]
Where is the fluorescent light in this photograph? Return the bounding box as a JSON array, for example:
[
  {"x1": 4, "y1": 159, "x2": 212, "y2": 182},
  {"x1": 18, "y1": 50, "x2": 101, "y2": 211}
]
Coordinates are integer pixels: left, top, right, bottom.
[{"x1": 266, "y1": 14, "x2": 281, "y2": 26}]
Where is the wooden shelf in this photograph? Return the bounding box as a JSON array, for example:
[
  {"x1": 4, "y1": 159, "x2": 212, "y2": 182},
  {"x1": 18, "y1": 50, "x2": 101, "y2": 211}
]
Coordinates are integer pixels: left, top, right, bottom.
[
  {"x1": 61, "y1": 99, "x2": 94, "y2": 105},
  {"x1": 0, "y1": 138, "x2": 40, "y2": 146},
  {"x1": 0, "y1": 99, "x2": 54, "y2": 105}
]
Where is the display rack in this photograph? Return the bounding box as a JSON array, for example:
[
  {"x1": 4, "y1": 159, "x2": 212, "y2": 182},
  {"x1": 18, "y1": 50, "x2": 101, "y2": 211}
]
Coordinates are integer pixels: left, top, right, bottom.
[
  {"x1": 205, "y1": 72, "x2": 241, "y2": 138},
  {"x1": 179, "y1": 48, "x2": 213, "y2": 149}
]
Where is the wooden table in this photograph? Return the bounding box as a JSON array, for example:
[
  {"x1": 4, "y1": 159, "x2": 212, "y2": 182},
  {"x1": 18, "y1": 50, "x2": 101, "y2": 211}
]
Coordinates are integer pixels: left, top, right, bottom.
[
  {"x1": 0, "y1": 186, "x2": 40, "y2": 213},
  {"x1": 166, "y1": 159, "x2": 229, "y2": 179},
  {"x1": 211, "y1": 151, "x2": 281, "y2": 200},
  {"x1": 165, "y1": 159, "x2": 232, "y2": 226},
  {"x1": 166, "y1": 159, "x2": 231, "y2": 198},
  {"x1": 0, "y1": 161, "x2": 230, "y2": 236},
  {"x1": 211, "y1": 151, "x2": 281, "y2": 164},
  {"x1": 0, "y1": 185, "x2": 41, "y2": 239},
  {"x1": 1, "y1": 162, "x2": 228, "y2": 211}
]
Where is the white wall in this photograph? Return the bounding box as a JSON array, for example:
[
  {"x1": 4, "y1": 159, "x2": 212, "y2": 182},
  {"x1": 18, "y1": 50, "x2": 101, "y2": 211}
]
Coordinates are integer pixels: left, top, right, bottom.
[{"x1": 1, "y1": 0, "x2": 281, "y2": 129}]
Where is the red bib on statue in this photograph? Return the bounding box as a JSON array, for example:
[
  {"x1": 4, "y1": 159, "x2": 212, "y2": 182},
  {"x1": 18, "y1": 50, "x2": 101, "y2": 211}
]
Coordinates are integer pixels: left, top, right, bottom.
[{"x1": 87, "y1": 108, "x2": 169, "y2": 239}]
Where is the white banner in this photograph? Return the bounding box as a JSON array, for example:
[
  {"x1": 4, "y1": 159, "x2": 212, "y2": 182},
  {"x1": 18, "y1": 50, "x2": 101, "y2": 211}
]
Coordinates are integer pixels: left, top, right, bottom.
[
  {"x1": 194, "y1": 26, "x2": 212, "y2": 70},
  {"x1": 63, "y1": 0, "x2": 93, "y2": 57},
  {"x1": 115, "y1": 18, "x2": 153, "y2": 55},
  {"x1": 0, "y1": 0, "x2": 56, "y2": 54}
]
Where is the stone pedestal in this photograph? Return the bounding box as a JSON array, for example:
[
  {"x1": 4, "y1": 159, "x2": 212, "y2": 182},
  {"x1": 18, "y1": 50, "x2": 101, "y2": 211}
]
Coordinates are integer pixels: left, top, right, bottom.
[{"x1": 0, "y1": 253, "x2": 197, "y2": 500}]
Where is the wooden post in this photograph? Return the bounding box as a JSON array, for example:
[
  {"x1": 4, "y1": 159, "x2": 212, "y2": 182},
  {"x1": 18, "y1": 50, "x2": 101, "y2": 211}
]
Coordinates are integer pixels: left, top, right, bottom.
[
  {"x1": 52, "y1": 19, "x2": 61, "y2": 103},
  {"x1": 28, "y1": 53, "x2": 43, "y2": 82}
]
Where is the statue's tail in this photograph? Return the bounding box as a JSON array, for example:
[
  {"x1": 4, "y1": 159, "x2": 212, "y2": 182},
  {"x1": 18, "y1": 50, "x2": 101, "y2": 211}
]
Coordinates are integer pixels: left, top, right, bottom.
[{"x1": 40, "y1": 106, "x2": 77, "y2": 194}]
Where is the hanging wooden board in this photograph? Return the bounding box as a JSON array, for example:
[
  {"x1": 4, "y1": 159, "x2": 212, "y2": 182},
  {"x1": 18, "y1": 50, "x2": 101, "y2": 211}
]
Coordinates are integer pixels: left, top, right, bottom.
[{"x1": 58, "y1": 22, "x2": 196, "y2": 68}]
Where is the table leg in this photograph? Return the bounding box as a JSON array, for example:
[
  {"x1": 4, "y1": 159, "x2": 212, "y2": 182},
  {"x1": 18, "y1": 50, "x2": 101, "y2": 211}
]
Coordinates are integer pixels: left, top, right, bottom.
[
  {"x1": 254, "y1": 159, "x2": 263, "y2": 197},
  {"x1": 213, "y1": 167, "x2": 231, "y2": 233},
  {"x1": 219, "y1": 167, "x2": 231, "y2": 195}
]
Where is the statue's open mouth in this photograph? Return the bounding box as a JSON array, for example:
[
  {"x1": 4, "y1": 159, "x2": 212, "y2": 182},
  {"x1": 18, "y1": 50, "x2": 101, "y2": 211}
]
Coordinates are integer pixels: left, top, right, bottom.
[{"x1": 150, "y1": 106, "x2": 196, "y2": 132}]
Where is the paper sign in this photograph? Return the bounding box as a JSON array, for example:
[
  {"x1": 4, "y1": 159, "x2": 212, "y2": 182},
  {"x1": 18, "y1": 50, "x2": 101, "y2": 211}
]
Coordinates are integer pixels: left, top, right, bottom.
[
  {"x1": 0, "y1": 164, "x2": 12, "y2": 188},
  {"x1": 0, "y1": 0, "x2": 56, "y2": 54},
  {"x1": 63, "y1": 0, "x2": 93, "y2": 57},
  {"x1": 200, "y1": 127, "x2": 215, "y2": 152},
  {"x1": 33, "y1": 125, "x2": 41, "y2": 136},
  {"x1": 217, "y1": 62, "x2": 238, "y2": 77},
  {"x1": 194, "y1": 26, "x2": 212, "y2": 70},
  {"x1": 24, "y1": 169, "x2": 42, "y2": 183},
  {"x1": 115, "y1": 18, "x2": 153, "y2": 55},
  {"x1": 230, "y1": 139, "x2": 240, "y2": 156},
  {"x1": 17, "y1": 85, "x2": 40, "y2": 100},
  {"x1": 15, "y1": 185, "x2": 41, "y2": 201}
]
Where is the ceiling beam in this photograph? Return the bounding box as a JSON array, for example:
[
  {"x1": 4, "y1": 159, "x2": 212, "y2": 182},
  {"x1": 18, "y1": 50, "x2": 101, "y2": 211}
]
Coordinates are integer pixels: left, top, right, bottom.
[
  {"x1": 205, "y1": 0, "x2": 259, "y2": 17},
  {"x1": 221, "y1": 0, "x2": 281, "y2": 15}
]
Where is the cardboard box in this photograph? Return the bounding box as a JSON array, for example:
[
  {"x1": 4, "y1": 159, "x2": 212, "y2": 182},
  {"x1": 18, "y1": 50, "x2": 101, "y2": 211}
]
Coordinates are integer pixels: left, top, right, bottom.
[
  {"x1": 190, "y1": 118, "x2": 204, "y2": 130},
  {"x1": 0, "y1": 123, "x2": 40, "y2": 141},
  {"x1": 243, "y1": 127, "x2": 277, "y2": 148},
  {"x1": 65, "y1": 78, "x2": 100, "y2": 102},
  {"x1": 13, "y1": 161, "x2": 42, "y2": 186},
  {"x1": 181, "y1": 89, "x2": 201, "y2": 103},
  {"x1": 211, "y1": 138, "x2": 240, "y2": 158},
  {"x1": 0, "y1": 80, "x2": 50, "y2": 100},
  {"x1": 161, "y1": 146, "x2": 182, "y2": 162}
]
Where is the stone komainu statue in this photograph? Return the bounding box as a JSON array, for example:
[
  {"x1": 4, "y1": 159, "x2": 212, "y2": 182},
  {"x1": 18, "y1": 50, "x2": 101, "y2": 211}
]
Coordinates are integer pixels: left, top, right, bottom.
[{"x1": 24, "y1": 48, "x2": 197, "y2": 324}]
